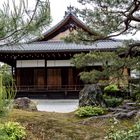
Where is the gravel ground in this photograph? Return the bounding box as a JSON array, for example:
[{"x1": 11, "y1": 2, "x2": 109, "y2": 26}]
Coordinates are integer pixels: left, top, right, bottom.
[{"x1": 33, "y1": 99, "x2": 79, "y2": 113}]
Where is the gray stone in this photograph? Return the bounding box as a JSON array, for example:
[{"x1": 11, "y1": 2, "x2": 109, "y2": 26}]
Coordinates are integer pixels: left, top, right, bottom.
[
  {"x1": 79, "y1": 84, "x2": 105, "y2": 107},
  {"x1": 127, "y1": 110, "x2": 137, "y2": 118},
  {"x1": 121, "y1": 104, "x2": 138, "y2": 110},
  {"x1": 126, "y1": 102, "x2": 140, "y2": 106},
  {"x1": 115, "y1": 112, "x2": 128, "y2": 119},
  {"x1": 108, "y1": 107, "x2": 128, "y2": 113},
  {"x1": 115, "y1": 110, "x2": 137, "y2": 119},
  {"x1": 13, "y1": 97, "x2": 37, "y2": 111},
  {"x1": 136, "y1": 111, "x2": 140, "y2": 119},
  {"x1": 82, "y1": 100, "x2": 140, "y2": 122}
]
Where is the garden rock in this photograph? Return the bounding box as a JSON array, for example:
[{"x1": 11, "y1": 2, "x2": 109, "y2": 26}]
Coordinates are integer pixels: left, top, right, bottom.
[
  {"x1": 115, "y1": 110, "x2": 137, "y2": 119},
  {"x1": 121, "y1": 104, "x2": 137, "y2": 110},
  {"x1": 136, "y1": 111, "x2": 140, "y2": 119},
  {"x1": 114, "y1": 112, "x2": 128, "y2": 119},
  {"x1": 79, "y1": 84, "x2": 105, "y2": 107},
  {"x1": 13, "y1": 97, "x2": 37, "y2": 111},
  {"x1": 127, "y1": 110, "x2": 137, "y2": 118},
  {"x1": 83, "y1": 100, "x2": 140, "y2": 121}
]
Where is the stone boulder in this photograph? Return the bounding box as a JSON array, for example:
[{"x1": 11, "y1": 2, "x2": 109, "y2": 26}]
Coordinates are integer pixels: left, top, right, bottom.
[
  {"x1": 79, "y1": 84, "x2": 105, "y2": 107},
  {"x1": 115, "y1": 110, "x2": 137, "y2": 119},
  {"x1": 136, "y1": 110, "x2": 140, "y2": 119},
  {"x1": 13, "y1": 97, "x2": 37, "y2": 111},
  {"x1": 108, "y1": 100, "x2": 140, "y2": 119}
]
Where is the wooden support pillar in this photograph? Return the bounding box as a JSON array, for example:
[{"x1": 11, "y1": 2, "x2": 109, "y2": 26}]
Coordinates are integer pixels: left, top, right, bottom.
[{"x1": 45, "y1": 59, "x2": 47, "y2": 87}]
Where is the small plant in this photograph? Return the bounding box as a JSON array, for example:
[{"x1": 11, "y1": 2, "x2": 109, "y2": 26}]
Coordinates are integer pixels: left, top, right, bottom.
[
  {"x1": 103, "y1": 95, "x2": 123, "y2": 108},
  {"x1": 75, "y1": 106, "x2": 105, "y2": 117},
  {"x1": 105, "y1": 120, "x2": 140, "y2": 140},
  {"x1": 104, "y1": 84, "x2": 119, "y2": 93},
  {"x1": 0, "y1": 122, "x2": 26, "y2": 140},
  {"x1": 0, "y1": 74, "x2": 15, "y2": 117},
  {"x1": 131, "y1": 85, "x2": 140, "y2": 102}
]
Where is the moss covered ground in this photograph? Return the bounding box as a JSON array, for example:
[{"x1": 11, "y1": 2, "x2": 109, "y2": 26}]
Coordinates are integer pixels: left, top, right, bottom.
[{"x1": 6, "y1": 109, "x2": 136, "y2": 140}]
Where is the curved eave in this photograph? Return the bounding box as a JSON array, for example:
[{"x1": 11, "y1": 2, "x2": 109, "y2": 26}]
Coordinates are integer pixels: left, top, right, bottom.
[{"x1": 0, "y1": 48, "x2": 117, "y2": 54}]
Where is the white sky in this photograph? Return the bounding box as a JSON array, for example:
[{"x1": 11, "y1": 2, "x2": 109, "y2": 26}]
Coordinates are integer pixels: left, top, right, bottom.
[
  {"x1": 0, "y1": 0, "x2": 139, "y2": 40},
  {"x1": 0, "y1": 0, "x2": 80, "y2": 26},
  {"x1": 50, "y1": 0, "x2": 140, "y2": 40},
  {"x1": 50, "y1": 0, "x2": 80, "y2": 26}
]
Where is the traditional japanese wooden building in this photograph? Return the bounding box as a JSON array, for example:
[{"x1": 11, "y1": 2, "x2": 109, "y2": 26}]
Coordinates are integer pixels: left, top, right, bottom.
[{"x1": 0, "y1": 10, "x2": 122, "y2": 99}]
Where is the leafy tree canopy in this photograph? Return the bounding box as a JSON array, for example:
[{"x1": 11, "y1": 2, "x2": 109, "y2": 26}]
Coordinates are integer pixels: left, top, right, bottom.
[
  {"x1": 72, "y1": 50, "x2": 140, "y2": 84},
  {"x1": 66, "y1": 0, "x2": 140, "y2": 50},
  {"x1": 0, "y1": 0, "x2": 51, "y2": 46},
  {"x1": 67, "y1": 0, "x2": 140, "y2": 85}
]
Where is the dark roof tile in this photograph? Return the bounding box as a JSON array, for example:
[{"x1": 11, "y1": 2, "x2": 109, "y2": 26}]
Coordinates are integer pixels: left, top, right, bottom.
[{"x1": 0, "y1": 40, "x2": 123, "y2": 53}]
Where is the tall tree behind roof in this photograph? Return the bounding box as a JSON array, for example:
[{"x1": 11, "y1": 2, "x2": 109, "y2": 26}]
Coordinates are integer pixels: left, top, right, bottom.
[{"x1": 67, "y1": 0, "x2": 140, "y2": 44}]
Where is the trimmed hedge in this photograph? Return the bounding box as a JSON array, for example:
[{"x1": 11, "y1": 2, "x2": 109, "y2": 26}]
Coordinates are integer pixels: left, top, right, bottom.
[{"x1": 75, "y1": 106, "x2": 105, "y2": 117}]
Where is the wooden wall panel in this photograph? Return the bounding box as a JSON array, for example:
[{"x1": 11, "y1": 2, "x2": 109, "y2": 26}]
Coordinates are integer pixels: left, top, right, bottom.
[
  {"x1": 20, "y1": 68, "x2": 34, "y2": 86},
  {"x1": 47, "y1": 68, "x2": 61, "y2": 88},
  {"x1": 61, "y1": 68, "x2": 68, "y2": 86},
  {"x1": 34, "y1": 69, "x2": 45, "y2": 88},
  {"x1": 68, "y1": 68, "x2": 74, "y2": 85},
  {"x1": 16, "y1": 69, "x2": 20, "y2": 86}
]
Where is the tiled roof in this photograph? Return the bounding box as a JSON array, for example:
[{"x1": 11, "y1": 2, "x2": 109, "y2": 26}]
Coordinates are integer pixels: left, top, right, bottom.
[{"x1": 0, "y1": 40, "x2": 123, "y2": 53}]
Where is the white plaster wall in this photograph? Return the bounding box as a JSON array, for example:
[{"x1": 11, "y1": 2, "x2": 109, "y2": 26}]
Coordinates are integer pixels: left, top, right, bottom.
[
  {"x1": 131, "y1": 69, "x2": 140, "y2": 79},
  {"x1": 89, "y1": 62, "x2": 102, "y2": 66},
  {"x1": 47, "y1": 60, "x2": 74, "y2": 67},
  {"x1": 16, "y1": 60, "x2": 45, "y2": 68}
]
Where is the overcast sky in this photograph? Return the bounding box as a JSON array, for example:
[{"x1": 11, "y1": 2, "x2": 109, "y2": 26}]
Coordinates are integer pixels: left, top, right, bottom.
[
  {"x1": 50, "y1": 0, "x2": 80, "y2": 26},
  {"x1": 0, "y1": 0, "x2": 79, "y2": 25},
  {"x1": 49, "y1": 0, "x2": 140, "y2": 40},
  {"x1": 0, "y1": 0, "x2": 139, "y2": 40}
]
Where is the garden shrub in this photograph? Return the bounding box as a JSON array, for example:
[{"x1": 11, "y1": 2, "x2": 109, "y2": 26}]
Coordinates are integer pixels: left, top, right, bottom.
[
  {"x1": 0, "y1": 122, "x2": 26, "y2": 140},
  {"x1": 136, "y1": 92, "x2": 140, "y2": 102},
  {"x1": 104, "y1": 84, "x2": 127, "y2": 98},
  {"x1": 104, "y1": 84, "x2": 119, "y2": 93},
  {"x1": 105, "y1": 120, "x2": 140, "y2": 140},
  {"x1": 103, "y1": 95, "x2": 123, "y2": 108},
  {"x1": 132, "y1": 92, "x2": 140, "y2": 102},
  {"x1": 131, "y1": 85, "x2": 140, "y2": 102},
  {"x1": 0, "y1": 74, "x2": 15, "y2": 117},
  {"x1": 75, "y1": 106, "x2": 105, "y2": 117}
]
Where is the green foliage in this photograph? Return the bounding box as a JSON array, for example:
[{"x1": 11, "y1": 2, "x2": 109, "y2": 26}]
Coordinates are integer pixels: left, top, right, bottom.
[
  {"x1": 104, "y1": 84, "x2": 119, "y2": 93},
  {"x1": 131, "y1": 85, "x2": 140, "y2": 102},
  {"x1": 103, "y1": 85, "x2": 123, "y2": 107},
  {"x1": 2, "y1": 73, "x2": 12, "y2": 87},
  {"x1": 68, "y1": 1, "x2": 140, "y2": 91},
  {"x1": 135, "y1": 93, "x2": 140, "y2": 102},
  {"x1": 105, "y1": 120, "x2": 140, "y2": 140},
  {"x1": 71, "y1": 51, "x2": 138, "y2": 85},
  {"x1": 5, "y1": 109, "x2": 136, "y2": 140},
  {"x1": 0, "y1": 0, "x2": 51, "y2": 46},
  {"x1": 0, "y1": 122, "x2": 26, "y2": 140},
  {"x1": 0, "y1": 73, "x2": 15, "y2": 118},
  {"x1": 72, "y1": 51, "x2": 116, "y2": 69},
  {"x1": 80, "y1": 70, "x2": 109, "y2": 84},
  {"x1": 0, "y1": 64, "x2": 12, "y2": 86},
  {"x1": 132, "y1": 92, "x2": 140, "y2": 102},
  {"x1": 69, "y1": 0, "x2": 140, "y2": 43},
  {"x1": 75, "y1": 106, "x2": 105, "y2": 117},
  {"x1": 103, "y1": 95, "x2": 123, "y2": 108}
]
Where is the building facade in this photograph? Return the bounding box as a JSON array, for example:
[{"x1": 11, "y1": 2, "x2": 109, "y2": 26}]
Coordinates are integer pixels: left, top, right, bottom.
[{"x1": 0, "y1": 11, "x2": 122, "y2": 98}]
